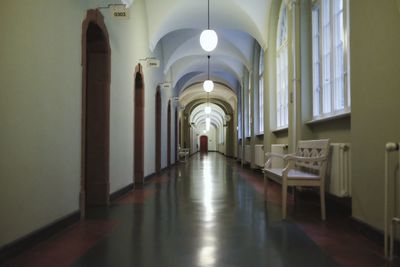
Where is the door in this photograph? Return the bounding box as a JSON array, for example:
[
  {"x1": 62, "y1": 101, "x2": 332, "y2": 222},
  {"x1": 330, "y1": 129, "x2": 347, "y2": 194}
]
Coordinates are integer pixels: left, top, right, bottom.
[
  {"x1": 200, "y1": 135, "x2": 208, "y2": 153},
  {"x1": 83, "y1": 17, "x2": 111, "y2": 209}
]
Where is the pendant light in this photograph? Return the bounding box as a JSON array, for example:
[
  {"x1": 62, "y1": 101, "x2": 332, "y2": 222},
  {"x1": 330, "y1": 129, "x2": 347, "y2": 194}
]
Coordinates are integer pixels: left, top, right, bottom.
[
  {"x1": 200, "y1": 0, "x2": 218, "y2": 52},
  {"x1": 204, "y1": 105, "x2": 211, "y2": 114},
  {"x1": 204, "y1": 92, "x2": 212, "y2": 114},
  {"x1": 206, "y1": 117, "x2": 211, "y2": 131},
  {"x1": 203, "y1": 55, "x2": 214, "y2": 93}
]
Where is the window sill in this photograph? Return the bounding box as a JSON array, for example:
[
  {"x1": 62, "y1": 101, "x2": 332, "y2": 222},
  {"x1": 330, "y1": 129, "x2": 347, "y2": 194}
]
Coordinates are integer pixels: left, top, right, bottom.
[
  {"x1": 306, "y1": 111, "x2": 351, "y2": 125},
  {"x1": 272, "y1": 126, "x2": 288, "y2": 134},
  {"x1": 256, "y1": 133, "x2": 264, "y2": 137}
]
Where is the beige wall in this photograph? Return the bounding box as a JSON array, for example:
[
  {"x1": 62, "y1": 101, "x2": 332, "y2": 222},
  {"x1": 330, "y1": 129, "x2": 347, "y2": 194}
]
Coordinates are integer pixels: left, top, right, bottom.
[
  {"x1": 0, "y1": 0, "x2": 85, "y2": 247},
  {"x1": 0, "y1": 0, "x2": 171, "y2": 247},
  {"x1": 308, "y1": 117, "x2": 351, "y2": 143},
  {"x1": 351, "y1": 0, "x2": 400, "y2": 230}
]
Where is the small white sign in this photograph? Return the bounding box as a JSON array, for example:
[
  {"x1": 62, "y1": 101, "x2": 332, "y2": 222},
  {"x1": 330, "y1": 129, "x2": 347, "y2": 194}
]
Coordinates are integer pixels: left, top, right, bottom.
[
  {"x1": 161, "y1": 83, "x2": 172, "y2": 90},
  {"x1": 111, "y1": 5, "x2": 129, "y2": 20},
  {"x1": 147, "y1": 58, "x2": 160, "y2": 68}
]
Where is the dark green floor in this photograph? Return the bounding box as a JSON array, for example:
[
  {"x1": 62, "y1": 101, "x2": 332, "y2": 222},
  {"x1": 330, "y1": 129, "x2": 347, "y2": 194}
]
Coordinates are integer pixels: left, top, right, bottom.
[{"x1": 73, "y1": 153, "x2": 339, "y2": 267}]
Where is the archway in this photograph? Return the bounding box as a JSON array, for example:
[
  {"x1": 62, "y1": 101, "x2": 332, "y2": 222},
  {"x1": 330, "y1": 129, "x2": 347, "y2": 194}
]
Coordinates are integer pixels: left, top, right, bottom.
[
  {"x1": 167, "y1": 100, "x2": 171, "y2": 166},
  {"x1": 81, "y1": 10, "x2": 111, "y2": 215},
  {"x1": 134, "y1": 64, "x2": 144, "y2": 186},
  {"x1": 155, "y1": 88, "x2": 161, "y2": 173},
  {"x1": 175, "y1": 108, "x2": 178, "y2": 162},
  {"x1": 200, "y1": 135, "x2": 208, "y2": 153}
]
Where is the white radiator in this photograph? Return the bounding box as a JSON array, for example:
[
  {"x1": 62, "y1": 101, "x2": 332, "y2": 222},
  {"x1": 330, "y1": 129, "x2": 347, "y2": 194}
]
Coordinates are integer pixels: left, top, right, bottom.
[
  {"x1": 327, "y1": 143, "x2": 351, "y2": 197},
  {"x1": 218, "y1": 144, "x2": 226, "y2": 155},
  {"x1": 255, "y1": 145, "x2": 264, "y2": 167},
  {"x1": 244, "y1": 145, "x2": 251, "y2": 163},
  {"x1": 271, "y1": 144, "x2": 288, "y2": 168}
]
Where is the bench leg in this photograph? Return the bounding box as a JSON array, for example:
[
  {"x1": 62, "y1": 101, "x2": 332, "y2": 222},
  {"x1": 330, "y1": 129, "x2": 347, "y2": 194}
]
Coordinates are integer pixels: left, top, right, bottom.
[
  {"x1": 320, "y1": 184, "x2": 326, "y2": 220},
  {"x1": 282, "y1": 180, "x2": 287, "y2": 219}
]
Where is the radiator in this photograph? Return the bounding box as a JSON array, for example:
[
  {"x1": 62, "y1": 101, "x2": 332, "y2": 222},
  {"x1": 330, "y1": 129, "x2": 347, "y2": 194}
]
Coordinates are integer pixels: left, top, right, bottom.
[
  {"x1": 271, "y1": 144, "x2": 288, "y2": 168},
  {"x1": 255, "y1": 145, "x2": 264, "y2": 167},
  {"x1": 244, "y1": 145, "x2": 251, "y2": 163},
  {"x1": 218, "y1": 144, "x2": 226, "y2": 155},
  {"x1": 327, "y1": 143, "x2": 351, "y2": 197}
]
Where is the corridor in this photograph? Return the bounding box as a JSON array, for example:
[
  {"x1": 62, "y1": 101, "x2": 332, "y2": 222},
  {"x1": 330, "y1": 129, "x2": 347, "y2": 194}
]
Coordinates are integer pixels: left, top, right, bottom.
[{"x1": 2, "y1": 153, "x2": 393, "y2": 267}]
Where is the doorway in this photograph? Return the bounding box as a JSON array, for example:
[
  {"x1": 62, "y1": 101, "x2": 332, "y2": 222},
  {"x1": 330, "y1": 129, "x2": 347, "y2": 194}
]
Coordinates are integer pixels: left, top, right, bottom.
[
  {"x1": 200, "y1": 135, "x2": 208, "y2": 153},
  {"x1": 167, "y1": 100, "x2": 171, "y2": 166},
  {"x1": 134, "y1": 64, "x2": 144, "y2": 185},
  {"x1": 81, "y1": 10, "x2": 111, "y2": 214},
  {"x1": 155, "y1": 88, "x2": 161, "y2": 173}
]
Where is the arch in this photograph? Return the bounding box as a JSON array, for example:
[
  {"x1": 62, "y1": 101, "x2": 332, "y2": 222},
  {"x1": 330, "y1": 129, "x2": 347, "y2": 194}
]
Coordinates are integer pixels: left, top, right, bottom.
[
  {"x1": 134, "y1": 64, "x2": 145, "y2": 186},
  {"x1": 175, "y1": 107, "x2": 178, "y2": 162},
  {"x1": 276, "y1": 1, "x2": 289, "y2": 128},
  {"x1": 167, "y1": 100, "x2": 171, "y2": 167},
  {"x1": 81, "y1": 9, "x2": 111, "y2": 215},
  {"x1": 155, "y1": 87, "x2": 161, "y2": 174}
]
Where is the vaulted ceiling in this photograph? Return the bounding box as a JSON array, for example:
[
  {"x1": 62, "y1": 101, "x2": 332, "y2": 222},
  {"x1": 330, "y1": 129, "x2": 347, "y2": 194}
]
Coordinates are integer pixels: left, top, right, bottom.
[
  {"x1": 137, "y1": 0, "x2": 272, "y2": 130},
  {"x1": 142, "y1": 0, "x2": 272, "y2": 96}
]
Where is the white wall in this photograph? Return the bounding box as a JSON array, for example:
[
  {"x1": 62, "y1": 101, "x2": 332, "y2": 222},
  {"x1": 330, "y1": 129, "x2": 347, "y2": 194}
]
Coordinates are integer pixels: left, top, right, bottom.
[{"x1": 87, "y1": 0, "x2": 168, "y2": 191}]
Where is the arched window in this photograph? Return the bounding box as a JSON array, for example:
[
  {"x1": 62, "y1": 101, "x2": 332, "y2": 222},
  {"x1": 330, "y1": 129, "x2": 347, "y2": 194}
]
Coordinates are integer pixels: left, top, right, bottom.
[
  {"x1": 312, "y1": 0, "x2": 350, "y2": 118},
  {"x1": 258, "y1": 49, "x2": 264, "y2": 133},
  {"x1": 276, "y1": 3, "x2": 289, "y2": 128}
]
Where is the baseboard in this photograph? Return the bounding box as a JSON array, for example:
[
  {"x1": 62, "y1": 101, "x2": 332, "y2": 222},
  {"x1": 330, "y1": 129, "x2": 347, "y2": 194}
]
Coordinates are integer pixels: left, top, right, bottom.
[
  {"x1": 350, "y1": 217, "x2": 385, "y2": 247},
  {"x1": 294, "y1": 188, "x2": 351, "y2": 216},
  {"x1": 0, "y1": 210, "x2": 80, "y2": 264},
  {"x1": 349, "y1": 217, "x2": 400, "y2": 257},
  {"x1": 110, "y1": 183, "x2": 134, "y2": 201},
  {"x1": 144, "y1": 172, "x2": 157, "y2": 180}
]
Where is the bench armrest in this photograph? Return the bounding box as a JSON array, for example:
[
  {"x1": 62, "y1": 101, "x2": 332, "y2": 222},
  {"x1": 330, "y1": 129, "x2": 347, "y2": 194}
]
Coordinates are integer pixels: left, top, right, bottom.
[
  {"x1": 263, "y1": 152, "x2": 295, "y2": 171},
  {"x1": 265, "y1": 152, "x2": 286, "y2": 159},
  {"x1": 283, "y1": 154, "x2": 327, "y2": 162}
]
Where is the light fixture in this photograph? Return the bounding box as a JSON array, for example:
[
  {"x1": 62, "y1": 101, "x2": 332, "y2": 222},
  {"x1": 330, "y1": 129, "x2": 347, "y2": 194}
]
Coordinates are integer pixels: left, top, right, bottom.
[
  {"x1": 206, "y1": 117, "x2": 211, "y2": 131},
  {"x1": 200, "y1": 0, "x2": 218, "y2": 52},
  {"x1": 204, "y1": 106, "x2": 211, "y2": 114},
  {"x1": 203, "y1": 55, "x2": 214, "y2": 93},
  {"x1": 121, "y1": 0, "x2": 133, "y2": 8}
]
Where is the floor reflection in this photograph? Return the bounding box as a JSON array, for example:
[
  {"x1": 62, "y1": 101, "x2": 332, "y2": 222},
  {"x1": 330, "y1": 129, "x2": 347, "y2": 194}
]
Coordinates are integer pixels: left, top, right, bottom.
[{"x1": 70, "y1": 152, "x2": 338, "y2": 267}]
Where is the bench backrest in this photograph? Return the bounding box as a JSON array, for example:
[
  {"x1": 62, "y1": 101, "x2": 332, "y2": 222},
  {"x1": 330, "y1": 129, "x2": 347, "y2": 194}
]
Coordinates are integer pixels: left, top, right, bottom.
[{"x1": 295, "y1": 139, "x2": 330, "y2": 171}]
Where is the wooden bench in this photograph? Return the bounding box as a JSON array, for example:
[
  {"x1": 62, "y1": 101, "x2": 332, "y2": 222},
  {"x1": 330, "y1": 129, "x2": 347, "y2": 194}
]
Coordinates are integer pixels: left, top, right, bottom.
[
  {"x1": 178, "y1": 147, "x2": 190, "y2": 163},
  {"x1": 263, "y1": 139, "x2": 330, "y2": 220}
]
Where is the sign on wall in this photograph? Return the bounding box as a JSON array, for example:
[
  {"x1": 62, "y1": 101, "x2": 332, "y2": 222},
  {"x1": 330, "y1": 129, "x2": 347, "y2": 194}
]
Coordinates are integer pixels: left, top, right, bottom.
[{"x1": 110, "y1": 5, "x2": 129, "y2": 19}]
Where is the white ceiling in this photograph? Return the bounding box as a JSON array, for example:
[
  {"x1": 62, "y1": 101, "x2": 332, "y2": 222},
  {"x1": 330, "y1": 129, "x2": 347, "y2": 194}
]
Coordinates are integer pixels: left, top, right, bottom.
[
  {"x1": 141, "y1": 0, "x2": 272, "y2": 97},
  {"x1": 137, "y1": 0, "x2": 272, "y2": 127}
]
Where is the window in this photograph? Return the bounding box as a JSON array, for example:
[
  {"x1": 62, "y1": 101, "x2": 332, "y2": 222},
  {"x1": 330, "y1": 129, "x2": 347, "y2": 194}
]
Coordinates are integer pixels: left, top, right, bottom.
[
  {"x1": 312, "y1": 0, "x2": 349, "y2": 119},
  {"x1": 258, "y1": 49, "x2": 264, "y2": 134},
  {"x1": 247, "y1": 84, "x2": 251, "y2": 137},
  {"x1": 238, "y1": 96, "x2": 242, "y2": 139},
  {"x1": 276, "y1": 3, "x2": 289, "y2": 128}
]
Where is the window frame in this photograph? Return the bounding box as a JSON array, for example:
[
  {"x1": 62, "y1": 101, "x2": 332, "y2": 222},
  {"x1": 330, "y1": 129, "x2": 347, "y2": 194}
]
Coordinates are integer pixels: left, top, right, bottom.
[
  {"x1": 246, "y1": 77, "x2": 251, "y2": 138},
  {"x1": 311, "y1": 0, "x2": 350, "y2": 120},
  {"x1": 276, "y1": 3, "x2": 289, "y2": 129},
  {"x1": 258, "y1": 49, "x2": 265, "y2": 135}
]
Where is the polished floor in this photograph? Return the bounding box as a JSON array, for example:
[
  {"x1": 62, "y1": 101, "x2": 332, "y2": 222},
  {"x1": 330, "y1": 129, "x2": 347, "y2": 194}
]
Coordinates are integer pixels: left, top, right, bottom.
[{"x1": 2, "y1": 153, "x2": 397, "y2": 267}]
